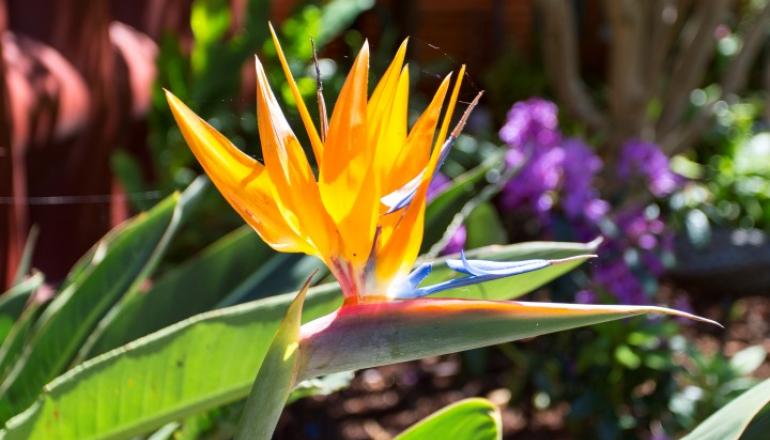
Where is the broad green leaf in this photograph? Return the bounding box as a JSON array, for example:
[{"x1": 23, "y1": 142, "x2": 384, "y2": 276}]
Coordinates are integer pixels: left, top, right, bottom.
[
  {"x1": 235, "y1": 277, "x2": 310, "y2": 440},
  {"x1": 86, "y1": 226, "x2": 270, "y2": 356},
  {"x1": 74, "y1": 179, "x2": 207, "y2": 364},
  {"x1": 0, "y1": 284, "x2": 340, "y2": 440},
  {"x1": 216, "y1": 254, "x2": 326, "y2": 307},
  {"x1": 395, "y1": 398, "x2": 501, "y2": 440},
  {"x1": 0, "y1": 278, "x2": 46, "y2": 382},
  {"x1": 298, "y1": 299, "x2": 718, "y2": 380},
  {"x1": 0, "y1": 274, "x2": 43, "y2": 345},
  {"x1": 88, "y1": 226, "x2": 325, "y2": 357},
  {"x1": 0, "y1": 241, "x2": 594, "y2": 439},
  {"x1": 0, "y1": 182, "x2": 201, "y2": 423},
  {"x1": 681, "y1": 377, "x2": 770, "y2": 440}
]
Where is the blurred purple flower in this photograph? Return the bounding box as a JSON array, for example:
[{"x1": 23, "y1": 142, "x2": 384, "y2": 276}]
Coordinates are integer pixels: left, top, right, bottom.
[
  {"x1": 427, "y1": 173, "x2": 451, "y2": 201},
  {"x1": 497, "y1": 99, "x2": 677, "y2": 306},
  {"x1": 499, "y1": 98, "x2": 564, "y2": 219},
  {"x1": 616, "y1": 207, "x2": 667, "y2": 251},
  {"x1": 441, "y1": 225, "x2": 467, "y2": 255},
  {"x1": 562, "y1": 138, "x2": 609, "y2": 222},
  {"x1": 618, "y1": 140, "x2": 681, "y2": 197},
  {"x1": 501, "y1": 147, "x2": 564, "y2": 217},
  {"x1": 575, "y1": 289, "x2": 597, "y2": 304},
  {"x1": 594, "y1": 259, "x2": 647, "y2": 305},
  {"x1": 499, "y1": 98, "x2": 560, "y2": 151}
]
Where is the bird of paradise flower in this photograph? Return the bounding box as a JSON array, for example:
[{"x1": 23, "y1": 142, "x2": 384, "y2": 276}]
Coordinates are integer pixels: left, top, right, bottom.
[{"x1": 165, "y1": 24, "x2": 718, "y2": 439}]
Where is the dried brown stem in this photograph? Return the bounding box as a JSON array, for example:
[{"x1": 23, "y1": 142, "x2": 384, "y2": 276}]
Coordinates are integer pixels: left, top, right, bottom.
[
  {"x1": 310, "y1": 38, "x2": 328, "y2": 142},
  {"x1": 451, "y1": 91, "x2": 484, "y2": 138}
]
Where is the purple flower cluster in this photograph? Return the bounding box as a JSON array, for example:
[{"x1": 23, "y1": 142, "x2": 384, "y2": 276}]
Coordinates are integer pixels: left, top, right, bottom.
[
  {"x1": 618, "y1": 139, "x2": 681, "y2": 197},
  {"x1": 499, "y1": 98, "x2": 680, "y2": 305},
  {"x1": 593, "y1": 259, "x2": 647, "y2": 305},
  {"x1": 499, "y1": 98, "x2": 560, "y2": 152},
  {"x1": 562, "y1": 139, "x2": 609, "y2": 222},
  {"x1": 499, "y1": 98, "x2": 607, "y2": 224},
  {"x1": 589, "y1": 206, "x2": 675, "y2": 304}
]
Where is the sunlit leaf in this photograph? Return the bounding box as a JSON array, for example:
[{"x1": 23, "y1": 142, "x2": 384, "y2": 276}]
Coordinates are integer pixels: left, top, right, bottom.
[
  {"x1": 0, "y1": 241, "x2": 597, "y2": 439},
  {"x1": 395, "y1": 398, "x2": 501, "y2": 440},
  {"x1": 0, "y1": 180, "x2": 204, "y2": 424},
  {"x1": 298, "y1": 299, "x2": 718, "y2": 380},
  {"x1": 235, "y1": 276, "x2": 311, "y2": 440},
  {"x1": 681, "y1": 377, "x2": 770, "y2": 440}
]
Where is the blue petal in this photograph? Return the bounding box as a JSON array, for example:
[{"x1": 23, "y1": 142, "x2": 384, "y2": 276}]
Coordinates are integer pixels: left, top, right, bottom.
[
  {"x1": 406, "y1": 262, "x2": 433, "y2": 287},
  {"x1": 380, "y1": 135, "x2": 457, "y2": 214},
  {"x1": 394, "y1": 251, "x2": 553, "y2": 299},
  {"x1": 447, "y1": 250, "x2": 550, "y2": 276},
  {"x1": 381, "y1": 172, "x2": 424, "y2": 213}
]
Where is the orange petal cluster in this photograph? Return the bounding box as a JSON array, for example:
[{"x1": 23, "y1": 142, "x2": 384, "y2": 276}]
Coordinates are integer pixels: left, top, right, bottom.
[{"x1": 166, "y1": 25, "x2": 465, "y2": 302}]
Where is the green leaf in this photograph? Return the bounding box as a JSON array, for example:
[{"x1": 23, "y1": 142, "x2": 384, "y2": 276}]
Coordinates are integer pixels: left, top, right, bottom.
[
  {"x1": 395, "y1": 398, "x2": 501, "y2": 440},
  {"x1": 87, "y1": 226, "x2": 326, "y2": 357},
  {"x1": 12, "y1": 226, "x2": 38, "y2": 286},
  {"x1": 234, "y1": 276, "x2": 311, "y2": 440},
  {"x1": 317, "y1": 0, "x2": 376, "y2": 46},
  {"x1": 728, "y1": 345, "x2": 766, "y2": 376},
  {"x1": 288, "y1": 371, "x2": 354, "y2": 404},
  {"x1": 0, "y1": 274, "x2": 43, "y2": 345},
  {"x1": 0, "y1": 277, "x2": 46, "y2": 382},
  {"x1": 85, "y1": 226, "x2": 270, "y2": 356},
  {"x1": 682, "y1": 377, "x2": 770, "y2": 440},
  {"x1": 0, "y1": 181, "x2": 201, "y2": 423},
  {"x1": 741, "y1": 408, "x2": 770, "y2": 440},
  {"x1": 0, "y1": 285, "x2": 341, "y2": 440},
  {"x1": 298, "y1": 299, "x2": 718, "y2": 380},
  {"x1": 464, "y1": 202, "x2": 507, "y2": 249},
  {"x1": 190, "y1": 0, "x2": 231, "y2": 73},
  {"x1": 0, "y1": 241, "x2": 594, "y2": 439}
]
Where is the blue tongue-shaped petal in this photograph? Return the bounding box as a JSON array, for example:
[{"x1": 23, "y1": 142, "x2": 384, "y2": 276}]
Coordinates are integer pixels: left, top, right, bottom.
[
  {"x1": 393, "y1": 250, "x2": 568, "y2": 299},
  {"x1": 446, "y1": 250, "x2": 550, "y2": 276},
  {"x1": 380, "y1": 135, "x2": 455, "y2": 214},
  {"x1": 380, "y1": 171, "x2": 425, "y2": 213}
]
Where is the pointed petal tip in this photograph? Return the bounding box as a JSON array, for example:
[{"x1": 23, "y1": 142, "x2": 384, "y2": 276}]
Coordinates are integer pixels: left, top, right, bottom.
[
  {"x1": 295, "y1": 269, "x2": 320, "y2": 304},
  {"x1": 588, "y1": 236, "x2": 605, "y2": 249},
  {"x1": 360, "y1": 40, "x2": 370, "y2": 57},
  {"x1": 651, "y1": 305, "x2": 723, "y2": 328},
  {"x1": 163, "y1": 88, "x2": 178, "y2": 103}
]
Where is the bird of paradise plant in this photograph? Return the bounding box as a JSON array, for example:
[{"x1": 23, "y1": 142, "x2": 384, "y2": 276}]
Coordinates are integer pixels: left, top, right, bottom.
[{"x1": 165, "y1": 24, "x2": 719, "y2": 439}]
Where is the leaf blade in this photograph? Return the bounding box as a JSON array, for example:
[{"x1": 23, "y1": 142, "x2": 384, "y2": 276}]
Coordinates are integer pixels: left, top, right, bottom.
[
  {"x1": 234, "y1": 276, "x2": 311, "y2": 440},
  {"x1": 298, "y1": 299, "x2": 719, "y2": 380},
  {"x1": 0, "y1": 240, "x2": 600, "y2": 439},
  {"x1": 395, "y1": 398, "x2": 501, "y2": 440},
  {"x1": 681, "y1": 377, "x2": 770, "y2": 440}
]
